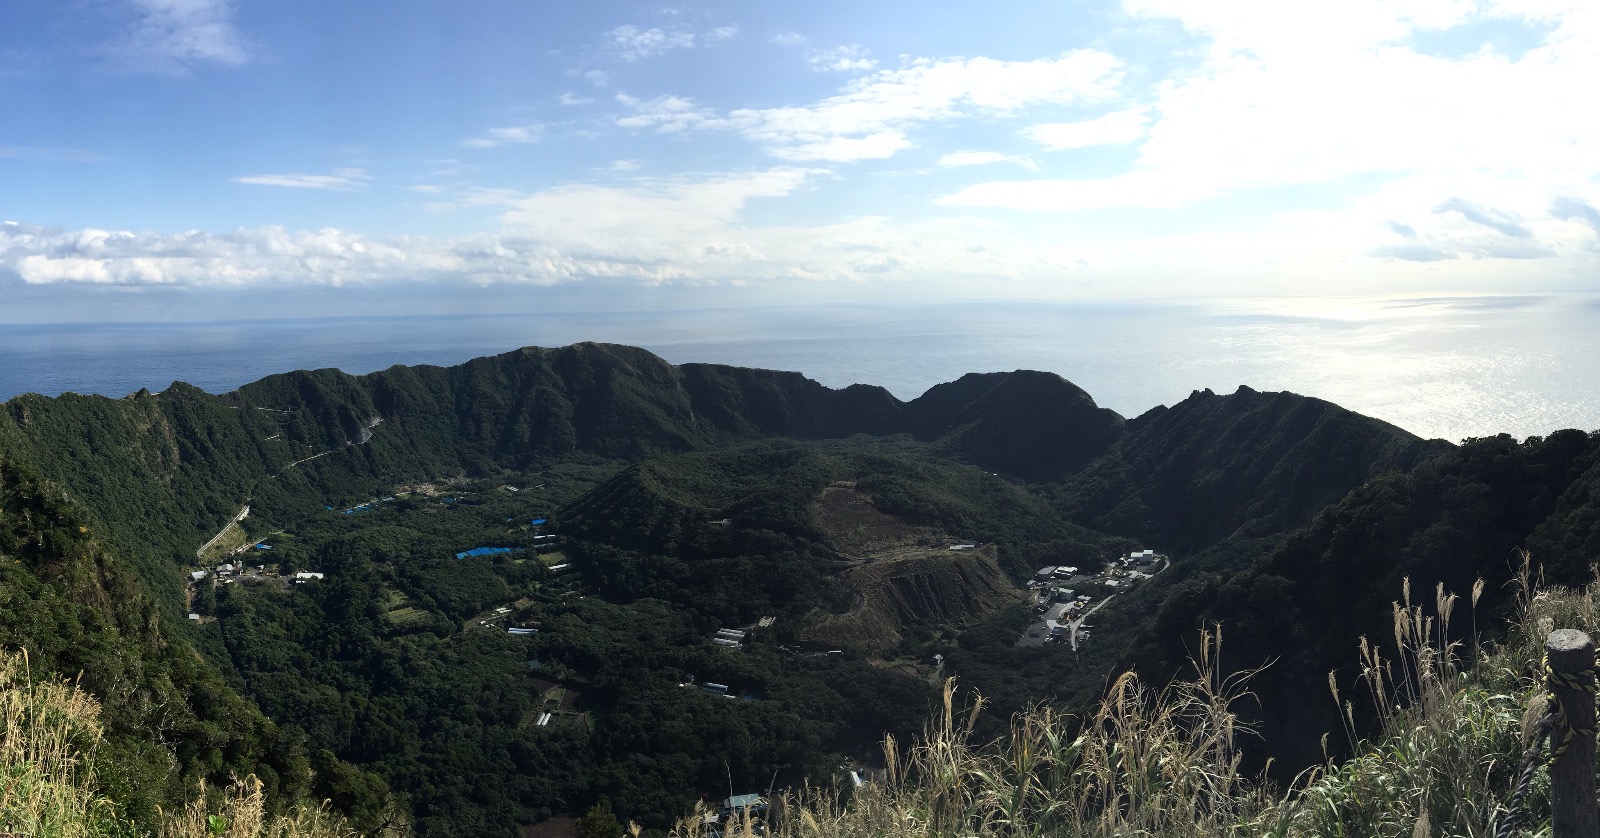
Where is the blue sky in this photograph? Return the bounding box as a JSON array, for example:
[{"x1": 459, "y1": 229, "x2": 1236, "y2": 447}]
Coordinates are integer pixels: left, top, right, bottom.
[{"x1": 3, "y1": 0, "x2": 1599, "y2": 321}]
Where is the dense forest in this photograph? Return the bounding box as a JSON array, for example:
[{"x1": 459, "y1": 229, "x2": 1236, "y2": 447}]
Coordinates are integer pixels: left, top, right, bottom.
[{"x1": 1, "y1": 342, "x2": 1596, "y2": 835}]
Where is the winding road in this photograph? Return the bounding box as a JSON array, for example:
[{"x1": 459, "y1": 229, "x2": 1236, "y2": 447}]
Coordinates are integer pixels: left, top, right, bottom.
[{"x1": 196, "y1": 504, "x2": 249, "y2": 559}]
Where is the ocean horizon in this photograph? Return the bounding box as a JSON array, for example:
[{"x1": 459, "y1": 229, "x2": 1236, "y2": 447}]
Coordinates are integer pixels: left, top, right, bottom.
[{"x1": 3, "y1": 293, "x2": 1597, "y2": 444}]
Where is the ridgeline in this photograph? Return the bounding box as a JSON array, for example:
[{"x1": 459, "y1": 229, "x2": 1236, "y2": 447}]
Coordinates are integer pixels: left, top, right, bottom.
[{"x1": 0, "y1": 342, "x2": 1595, "y2": 835}]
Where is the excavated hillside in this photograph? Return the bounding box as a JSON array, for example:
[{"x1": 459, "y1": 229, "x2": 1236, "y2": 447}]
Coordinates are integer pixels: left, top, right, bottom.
[{"x1": 805, "y1": 482, "x2": 1020, "y2": 650}]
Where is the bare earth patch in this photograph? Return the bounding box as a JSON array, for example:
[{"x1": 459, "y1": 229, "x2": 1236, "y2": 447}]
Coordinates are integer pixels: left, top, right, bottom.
[{"x1": 812, "y1": 481, "x2": 940, "y2": 558}]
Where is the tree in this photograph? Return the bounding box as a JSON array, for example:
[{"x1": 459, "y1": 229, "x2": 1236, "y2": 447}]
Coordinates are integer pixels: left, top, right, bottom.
[
  {"x1": 576, "y1": 799, "x2": 623, "y2": 838},
  {"x1": 193, "y1": 579, "x2": 217, "y2": 615}
]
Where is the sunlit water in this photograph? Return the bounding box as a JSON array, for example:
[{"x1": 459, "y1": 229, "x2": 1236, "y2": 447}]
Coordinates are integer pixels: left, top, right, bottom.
[{"x1": 2, "y1": 293, "x2": 1597, "y2": 442}]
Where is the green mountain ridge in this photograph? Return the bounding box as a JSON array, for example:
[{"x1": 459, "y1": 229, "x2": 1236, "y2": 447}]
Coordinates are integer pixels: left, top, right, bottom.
[
  {"x1": 10, "y1": 341, "x2": 1582, "y2": 835},
  {"x1": 1049, "y1": 384, "x2": 1451, "y2": 554}
]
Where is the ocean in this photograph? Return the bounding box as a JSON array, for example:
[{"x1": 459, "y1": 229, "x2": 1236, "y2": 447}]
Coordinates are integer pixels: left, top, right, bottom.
[{"x1": 2, "y1": 293, "x2": 1597, "y2": 443}]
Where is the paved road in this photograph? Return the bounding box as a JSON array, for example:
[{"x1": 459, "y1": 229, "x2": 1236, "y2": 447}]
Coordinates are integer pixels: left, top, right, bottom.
[
  {"x1": 196, "y1": 504, "x2": 250, "y2": 559},
  {"x1": 1070, "y1": 595, "x2": 1117, "y2": 651}
]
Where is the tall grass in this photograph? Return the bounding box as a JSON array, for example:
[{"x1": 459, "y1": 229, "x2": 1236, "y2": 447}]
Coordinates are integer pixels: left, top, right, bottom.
[
  {"x1": 0, "y1": 647, "x2": 364, "y2": 838},
  {"x1": 1292, "y1": 572, "x2": 1523, "y2": 837},
  {"x1": 689, "y1": 557, "x2": 1587, "y2": 838},
  {"x1": 678, "y1": 625, "x2": 1284, "y2": 838},
  {"x1": 0, "y1": 648, "x2": 114, "y2": 837}
]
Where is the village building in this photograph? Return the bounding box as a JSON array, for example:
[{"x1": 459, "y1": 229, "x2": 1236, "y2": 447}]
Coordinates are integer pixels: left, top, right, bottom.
[{"x1": 722, "y1": 794, "x2": 766, "y2": 815}]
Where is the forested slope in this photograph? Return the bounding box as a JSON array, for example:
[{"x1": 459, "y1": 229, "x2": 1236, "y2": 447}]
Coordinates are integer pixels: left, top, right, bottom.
[
  {"x1": 0, "y1": 385, "x2": 287, "y2": 617},
  {"x1": 0, "y1": 454, "x2": 314, "y2": 829},
  {"x1": 0, "y1": 342, "x2": 1500, "y2": 835},
  {"x1": 1106, "y1": 429, "x2": 1600, "y2": 773},
  {"x1": 1050, "y1": 385, "x2": 1450, "y2": 554}
]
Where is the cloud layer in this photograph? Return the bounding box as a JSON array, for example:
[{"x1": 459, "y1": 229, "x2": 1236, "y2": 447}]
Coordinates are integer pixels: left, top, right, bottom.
[
  {"x1": 9, "y1": 0, "x2": 1600, "y2": 309},
  {"x1": 1, "y1": 170, "x2": 1048, "y2": 290},
  {"x1": 613, "y1": 51, "x2": 1124, "y2": 162}
]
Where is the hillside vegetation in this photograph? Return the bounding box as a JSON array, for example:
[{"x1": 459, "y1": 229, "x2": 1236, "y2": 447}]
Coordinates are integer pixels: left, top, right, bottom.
[
  {"x1": 0, "y1": 454, "x2": 316, "y2": 829},
  {"x1": 687, "y1": 563, "x2": 1577, "y2": 838},
  {"x1": 14, "y1": 342, "x2": 1596, "y2": 835},
  {"x1": 0, "y1": 644, "x2": 361, "y2": 838},
  {"x1": 1048, "y1": 384, "x2": 1450, "y2": 554},
  {"x1": 1101, "y1": 428, "x2": 1600, "y2": 773}
]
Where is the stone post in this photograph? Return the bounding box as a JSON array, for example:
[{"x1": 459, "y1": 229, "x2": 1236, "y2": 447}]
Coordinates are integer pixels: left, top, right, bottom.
[{"x1": 1547, "y1": 628, "x2": 1597, "y2": 838}]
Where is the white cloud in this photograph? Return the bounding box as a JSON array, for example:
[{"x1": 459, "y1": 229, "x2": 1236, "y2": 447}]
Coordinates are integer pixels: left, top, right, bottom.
[
  {"x1": 1, "y1": 173, "x2": 835, "y2": 288},
  {"x1": 0, "y1": 173, "x2": 1053, "y2": 290},
  {"x1": 771, "y1": 131, "x2": 911, "y2": 163},
  {"x1": 608, "y1": 25, "x2": 695, "y2": 61},
  {"x1": 1552, "y1": 197, "x2": 1600, "y2": 235},
  {"x1": 805, "y1": 44, "x2": 877, "y2": 72},
  {"x1": 1348, "y1": 174, "x2": 1595, "y2": 263},
  {"x1": 230, "y1": 168, "x2": 370, "y2": 190},
  {"x1": 24, "y1": 5, "x2": 1600, "y2": 299},
  {"x1": 613, "y1": 52, "x2": 1122, "y2": 163},
  {"x1": 108, "y1": 0, "x2": 249, "y2": 75},
  {"x1": 606, "y1": 23, "x2": 734, "y2": 61},
  {"x1": 494, "y1": 168, "x2": 816, "y2": 253},
  {"x1": 428, "y1": 159, "x2": 464, "y2": 177},
  {"x1": 1, "y1": 224, "x2": 457, "y2": 286},
  {"x1": 1435, "y1": 198, "x2": 1532, "y2": 238},
  {"x1": 937, "y1": 151, "x2": 1038, "y2": 170},
  {"x1": 940, "y1": 0, "x2": 1600, "y2": 258},
  {"x1": 939, "y1": 169, "x2": 1214, "y2": 211},
  {"x1": 463, "y1": 123, "x2": 544, "y2": 148},
  {"x1": 558, "y1": 92, "x2": 594, "y2": 106},
  {"x1": 770, "y1": 32, "x2": 807, "y2": 46},
  {"x1": 1023, "y1": 109, "x2": 1147, "y2": 150},
  {"x1": 615, "y1": 93, "x2": 714, "y2": 133},
  {"x1": 462, "y1": 175, "x2": 1080, "y2": 285},
  {"x1": 10, "y1": 169, "x2": 1594, "y2": 297}
]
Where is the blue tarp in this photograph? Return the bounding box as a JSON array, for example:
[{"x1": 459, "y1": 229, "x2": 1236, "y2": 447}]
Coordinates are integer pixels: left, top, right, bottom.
[
  {"x1": 255, "y1": 544, "x2": 272, "y2": 550},
  {"x1": 530, "y1": 518, "x2": 547, "y2": 525},
  {"x1": 455, "y1": 546, "x2": 523, "y2": 560}
]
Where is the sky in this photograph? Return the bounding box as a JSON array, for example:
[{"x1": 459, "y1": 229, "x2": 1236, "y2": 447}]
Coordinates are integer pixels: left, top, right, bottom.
[{"x1": 3, "y1": 0, "x2": 1599, "y2": 322}]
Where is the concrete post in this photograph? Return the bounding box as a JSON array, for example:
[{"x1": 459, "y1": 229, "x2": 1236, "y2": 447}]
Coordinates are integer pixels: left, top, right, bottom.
[{"x1": 1546, "y1": 628, "x2": 1597, "y2": 838}]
